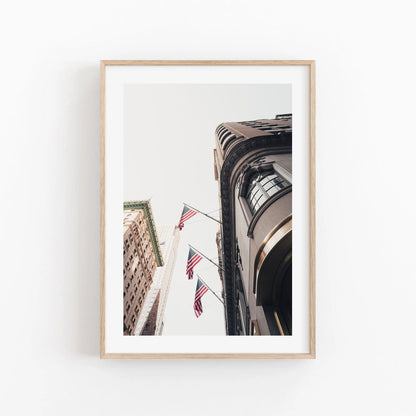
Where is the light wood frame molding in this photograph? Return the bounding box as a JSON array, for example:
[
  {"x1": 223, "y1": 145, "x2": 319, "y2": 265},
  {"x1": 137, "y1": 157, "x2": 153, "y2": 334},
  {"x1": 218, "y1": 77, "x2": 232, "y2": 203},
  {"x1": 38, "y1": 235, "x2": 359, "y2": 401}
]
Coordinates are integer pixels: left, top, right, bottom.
[{"x1": 100, "y1": 60, "x2": 316, "y2": 359}]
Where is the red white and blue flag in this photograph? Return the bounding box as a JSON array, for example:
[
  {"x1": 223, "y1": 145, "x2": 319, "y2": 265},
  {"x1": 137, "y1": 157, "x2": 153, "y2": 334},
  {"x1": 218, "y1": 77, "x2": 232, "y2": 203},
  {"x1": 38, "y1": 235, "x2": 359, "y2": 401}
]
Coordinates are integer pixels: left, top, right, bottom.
[
  {"x1": 178, "y1": 205, "x2": 197, "y2": 230},
  {"x1": 194, "y1": 278, "x2": 209, "y2": 318},
  {"x1": 186, "y1": 247, "x2": 202, "y2": 280}
]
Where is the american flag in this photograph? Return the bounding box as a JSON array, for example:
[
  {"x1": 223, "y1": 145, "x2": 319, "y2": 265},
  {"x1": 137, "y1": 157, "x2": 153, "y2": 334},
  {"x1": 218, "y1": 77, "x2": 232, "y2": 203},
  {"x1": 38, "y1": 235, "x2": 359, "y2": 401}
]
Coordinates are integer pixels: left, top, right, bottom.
[
  {"x1": 178, "y1": 205, "x2": 197, "y2": 230},
  {"x1": 186, "y1": 247, "x2": 202, "y2": 280},
  {"x1": 194, "y1": 278, "x2": 209, "y2": 318}
]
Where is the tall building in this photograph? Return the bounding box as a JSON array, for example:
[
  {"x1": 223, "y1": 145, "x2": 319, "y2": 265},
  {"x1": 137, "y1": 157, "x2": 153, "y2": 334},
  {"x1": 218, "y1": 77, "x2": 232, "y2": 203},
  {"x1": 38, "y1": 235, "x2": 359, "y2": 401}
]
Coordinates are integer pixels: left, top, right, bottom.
[
  {"x1": 123, "y1": 200, "x2": 164, "y2": 336},
  {"x1": 134, "y1": 225, "x2": 180, "y2": 335},
  {"x1": 214, "y1": 114, "x2": 292, "y2": 336}
]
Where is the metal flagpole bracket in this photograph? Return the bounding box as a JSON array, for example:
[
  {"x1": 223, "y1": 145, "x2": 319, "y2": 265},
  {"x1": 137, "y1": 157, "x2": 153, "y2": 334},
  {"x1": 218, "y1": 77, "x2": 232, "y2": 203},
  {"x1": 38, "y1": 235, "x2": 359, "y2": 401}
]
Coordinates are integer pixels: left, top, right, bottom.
[
  {"x1": 188, "y1": 244, "x2": 225, "y2": 272},
  {"x1": 196, "y1": 273, "x2": 224, "y2": 305},
  {"x1": 184, "y1": 202, "x2": 222, "y2": 224}
]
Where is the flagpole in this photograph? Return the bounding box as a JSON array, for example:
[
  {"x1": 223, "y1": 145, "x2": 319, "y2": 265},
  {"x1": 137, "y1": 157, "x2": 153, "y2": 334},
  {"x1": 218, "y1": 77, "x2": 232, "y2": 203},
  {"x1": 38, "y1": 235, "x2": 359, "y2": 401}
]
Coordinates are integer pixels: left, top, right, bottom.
[
  {"x1": 188, "y1": 244, "x2": 225, "y2": 272},
  {"x1": 176, "y1": 205, "x2": 185, "y2": 229},
  {"x1": 184, "y1": 202, "x2": 222, "y2": 224},
  {"x1": 196, "y1": 274, "x2": 224, "y2": 305}
]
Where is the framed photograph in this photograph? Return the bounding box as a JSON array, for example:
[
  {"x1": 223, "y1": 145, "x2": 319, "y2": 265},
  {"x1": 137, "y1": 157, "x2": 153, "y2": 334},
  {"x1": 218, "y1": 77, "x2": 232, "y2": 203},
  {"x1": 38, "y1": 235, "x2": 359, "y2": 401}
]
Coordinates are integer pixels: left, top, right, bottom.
[{"x1": 100, "y1": 60, "x2": 315, "y2": 358}]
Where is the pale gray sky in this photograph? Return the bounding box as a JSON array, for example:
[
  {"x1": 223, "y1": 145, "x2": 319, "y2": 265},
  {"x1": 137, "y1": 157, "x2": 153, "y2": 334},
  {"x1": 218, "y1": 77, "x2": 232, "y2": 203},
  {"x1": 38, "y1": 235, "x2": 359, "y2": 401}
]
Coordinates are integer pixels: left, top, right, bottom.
[{"x1": 124, "y1": 84, "x2": 291, "y2": 335}]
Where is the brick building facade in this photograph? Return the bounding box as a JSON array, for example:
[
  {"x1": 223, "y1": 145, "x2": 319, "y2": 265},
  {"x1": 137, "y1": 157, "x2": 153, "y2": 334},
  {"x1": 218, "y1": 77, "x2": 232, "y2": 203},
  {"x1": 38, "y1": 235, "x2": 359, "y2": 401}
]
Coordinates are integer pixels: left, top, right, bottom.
[{"x1": 123, "y1": 201, "x2": 164, "y2": 335}]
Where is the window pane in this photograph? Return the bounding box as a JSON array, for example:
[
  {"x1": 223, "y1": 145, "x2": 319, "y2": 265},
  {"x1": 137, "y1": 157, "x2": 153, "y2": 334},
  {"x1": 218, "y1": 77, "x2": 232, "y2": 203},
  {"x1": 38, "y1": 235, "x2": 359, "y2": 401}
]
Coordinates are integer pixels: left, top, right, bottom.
[
  {"x1": 247, "y1": 184, "x2": 260, "y2": 203},
  {"x1": 273, "y1": 177, "x2": 289, "y2": 188},
  {"x1": 263, "y1": 184, "x2": 273, "y2": 192},
  {"x1": 251, "y1": 197, "x2": 261, "y2": 208},
  {"x1": 248, "y1": 195, "x2": 258, "y2": 207},
  {"x1": 267, "y1": 186, "x2": 279, "y2": 197},
  {"x1": 263, "y1": 180, "x2": 278, "y2": 190},
  {"x1": 257, "y1": 194, "x2": 267, "y2": 206},
  {"x1": 249, "y1": 187, "x2": 260, "y2": 198},
  {"x1": 265, "y1": 181, "x2": 286, "y2": 192},
  {"x1": 261, "y1": 180, "x2": 273, "y2": 189},
  {"x1": 259, "y1": 174, "x2": 276, "y2": 186}
]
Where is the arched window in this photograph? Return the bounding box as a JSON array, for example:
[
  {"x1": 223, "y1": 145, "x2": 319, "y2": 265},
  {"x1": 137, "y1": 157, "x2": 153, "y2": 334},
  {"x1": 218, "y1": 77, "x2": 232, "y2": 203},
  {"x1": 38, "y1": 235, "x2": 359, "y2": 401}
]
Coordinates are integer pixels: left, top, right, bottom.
[{"x1": 245, "y1": 170, "x2": 291, "y2": 214}]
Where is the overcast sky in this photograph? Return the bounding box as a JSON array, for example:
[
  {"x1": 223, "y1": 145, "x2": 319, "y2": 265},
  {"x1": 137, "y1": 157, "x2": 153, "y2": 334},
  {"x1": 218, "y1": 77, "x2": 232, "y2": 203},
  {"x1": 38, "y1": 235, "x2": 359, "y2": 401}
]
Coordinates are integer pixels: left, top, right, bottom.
[{"x1": 124, "y1": 84, "x2": 291, "y2": 335}]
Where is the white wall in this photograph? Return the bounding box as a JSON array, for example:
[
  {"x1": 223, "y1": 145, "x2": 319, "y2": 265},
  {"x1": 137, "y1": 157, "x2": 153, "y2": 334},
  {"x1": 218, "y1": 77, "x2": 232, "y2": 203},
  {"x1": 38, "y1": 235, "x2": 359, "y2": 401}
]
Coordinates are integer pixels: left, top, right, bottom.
[{"x1": 1, "y1": 1, "x2": 415, "y2": 415}]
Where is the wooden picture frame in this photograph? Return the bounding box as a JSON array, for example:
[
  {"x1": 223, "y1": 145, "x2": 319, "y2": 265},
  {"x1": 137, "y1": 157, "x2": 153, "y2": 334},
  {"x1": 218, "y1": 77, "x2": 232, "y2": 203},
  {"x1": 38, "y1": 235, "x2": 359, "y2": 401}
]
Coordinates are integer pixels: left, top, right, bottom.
[{"x1": 100, "y1": 60, "x2": 315, "y2": 359}]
